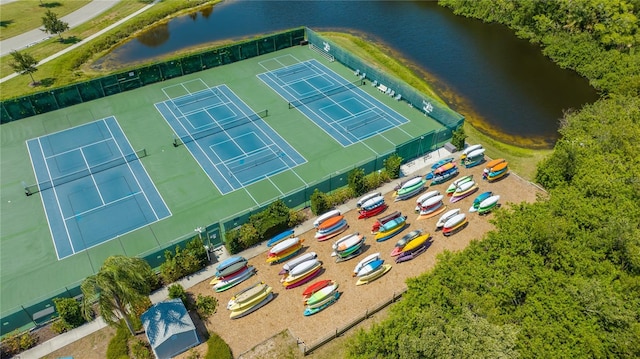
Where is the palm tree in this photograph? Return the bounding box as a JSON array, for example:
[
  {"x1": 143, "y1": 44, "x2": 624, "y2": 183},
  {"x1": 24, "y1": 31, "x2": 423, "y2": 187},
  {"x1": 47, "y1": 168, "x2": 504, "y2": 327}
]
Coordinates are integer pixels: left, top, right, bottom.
[{"x1": 81, "y1": 255, "x2": 155, "y2": 335}]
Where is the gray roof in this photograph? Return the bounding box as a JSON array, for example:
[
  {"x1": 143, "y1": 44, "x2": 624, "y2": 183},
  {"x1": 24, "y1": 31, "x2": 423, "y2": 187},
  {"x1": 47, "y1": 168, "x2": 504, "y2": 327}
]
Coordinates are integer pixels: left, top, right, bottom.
[{"x1": 141, "y1": 298, "x2": 197, "y2": 350}]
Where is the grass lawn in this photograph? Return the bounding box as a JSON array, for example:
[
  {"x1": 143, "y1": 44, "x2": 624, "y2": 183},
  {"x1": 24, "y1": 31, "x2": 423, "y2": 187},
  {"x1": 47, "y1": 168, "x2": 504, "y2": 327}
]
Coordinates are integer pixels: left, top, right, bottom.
[{"x1": 0, "y1": 0, "x2": 91, "y2": 41}]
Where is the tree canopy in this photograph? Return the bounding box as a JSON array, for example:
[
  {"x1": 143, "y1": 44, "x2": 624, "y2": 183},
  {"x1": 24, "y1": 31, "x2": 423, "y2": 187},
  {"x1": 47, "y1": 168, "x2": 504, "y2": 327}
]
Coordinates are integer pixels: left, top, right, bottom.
[
  {"x1": 8, "y1": 50, "x2": 39, "y2": 84},
  {"x1": 41, "y1": 10, "x2": 69, "y2": 41}
]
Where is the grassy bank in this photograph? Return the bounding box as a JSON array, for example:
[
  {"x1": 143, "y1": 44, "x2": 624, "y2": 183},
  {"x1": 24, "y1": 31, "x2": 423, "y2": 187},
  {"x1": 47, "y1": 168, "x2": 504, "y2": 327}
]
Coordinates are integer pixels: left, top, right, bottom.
[{"x1": 0, "y1": 0, "x2": 91, "y2": 41}]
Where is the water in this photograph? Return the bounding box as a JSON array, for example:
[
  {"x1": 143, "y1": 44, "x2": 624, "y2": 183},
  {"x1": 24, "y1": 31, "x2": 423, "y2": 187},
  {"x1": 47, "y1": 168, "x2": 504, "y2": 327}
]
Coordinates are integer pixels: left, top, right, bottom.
[{"x1": 102, "y1": 1, "x2": 599, "y2": 148}]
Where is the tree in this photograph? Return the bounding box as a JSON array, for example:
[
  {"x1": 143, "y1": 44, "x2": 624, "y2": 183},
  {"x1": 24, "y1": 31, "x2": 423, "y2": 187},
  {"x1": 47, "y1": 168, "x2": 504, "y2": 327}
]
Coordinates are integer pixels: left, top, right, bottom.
[
  {"x1": 310, "y1": 188, "x2": 330, "y2": 215},
  {"x1": 41, "y1": 10, "x2": 69, "y2": 41},
  {"x1": 383, "y1": 153, "x2": 403, "y2": 179},
  {"x1": 53, "y1": 297, "x2": 85, "y2": 329},
  {"x1": 8, "y1": 50, "x2": 39, "y2": 85},
  {"x1": 348, "y1": 167, "x2": 366, "y2": 196},
  {"x1": 81, "y1": 255, "x2": 155, "y2": 336},
  {"x1": 450, "y1": 126, "x2": 467, "y2": 151}
]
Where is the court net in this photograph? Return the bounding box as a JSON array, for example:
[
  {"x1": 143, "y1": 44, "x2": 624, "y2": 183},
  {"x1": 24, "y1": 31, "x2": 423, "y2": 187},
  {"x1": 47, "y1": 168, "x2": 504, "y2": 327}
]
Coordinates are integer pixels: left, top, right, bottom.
[
  {"x1": 288, "y1": 79, "x2": 364, "y2": 109},
  {"x1": 23, "y1": 148, "x2": 147, "y2": 196},
  {"x1": 345, "y1": 112, "x2": 387, "y2": 131},
  {"x1": 172, "y1": 109, "x2": 269, "y2": 147},
  {"x1": 171, "y1": 88, "x2": 221, "y2": 110},
  {"x1": 227, "y1": 149, "x2": 282, "y2": 174}
]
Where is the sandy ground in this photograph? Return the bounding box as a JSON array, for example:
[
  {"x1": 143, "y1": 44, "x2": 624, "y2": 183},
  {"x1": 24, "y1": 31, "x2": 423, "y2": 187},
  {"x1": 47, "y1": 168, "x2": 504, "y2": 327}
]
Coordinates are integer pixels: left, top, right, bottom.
[
  {"x1": 179, "y1": 164, "x2": 543, "y2": 358},
  {"x1": 41, "y1": 163, "x2": 543, "y2": 359}
]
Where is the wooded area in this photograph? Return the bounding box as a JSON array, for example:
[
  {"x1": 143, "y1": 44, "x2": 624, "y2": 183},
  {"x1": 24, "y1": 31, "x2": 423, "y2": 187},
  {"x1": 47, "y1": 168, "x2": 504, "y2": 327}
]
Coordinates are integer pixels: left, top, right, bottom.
[{"x1": 347, "y1": 1, "x2": 640, "y2": 357}]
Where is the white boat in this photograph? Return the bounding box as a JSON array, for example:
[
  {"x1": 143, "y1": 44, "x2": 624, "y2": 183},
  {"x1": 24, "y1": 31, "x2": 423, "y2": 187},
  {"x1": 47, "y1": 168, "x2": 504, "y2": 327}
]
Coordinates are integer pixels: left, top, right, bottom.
[
  {"x1": 466, "y1": 148, "x2": 485, "y2": 160},
  {"x1": 443, "y1": 213, "x2": 466, "y2": 229},
  {"x1": 288, "y1": 258, "x2": 319, "y2": 278},
  {"x1": 313, "y1": 209, "x2": 341, "y2": 227},
  {"x1": 414, "y1": 190, "x2": 440, "y2": 212},
  {"x1": 400, "y1": 176, "x2": 423, "y2": 190},
  {"x1": 360, "y1": 195, "x2": 384, "y2": 210},
  {"x1": 419, "y1": 194, "x2": 444, "y2": 210},
  {"x1": 356, "y1": 259, "x2": 384, "y2": 277},
  {"x1": 306, "y1": 283, "x2": 339, "y2": 308},
  {"x1": 462, "y1": 144, "x2": 483, "y2": 157},
  {"x1": 446, "y1": 175, "x2": 474, "y2": 193},
  {"x1": 269, "y1": 237, "x2": 301, "y2": 255},
  {"x1": 353, "y1": 252, "x2": 381, "y2": 276},
  {"x1": 280, "y1": 252, "x2": 317, "y2": 274},
  {"x1": 452, "y1": 180, "x2": 475, "y2": 195},
  {"x1": 332, "y1": 233, "x2": 362, "y2": 250},
  {"x1": 478, "y1": 195, "x2": 500, "y2": 212},
  {"x1": 436, "y1": 208, "x2": 461, "y2": 228},
  {"x1": 227, "y1": 282, "x2": 271, "y2": 311},
  {"x1": 357, "y1": 192, "x2": 382, "y2": 208},
  {"x1": 215, "y1": 258, "x2": 248, "y2": 278}
]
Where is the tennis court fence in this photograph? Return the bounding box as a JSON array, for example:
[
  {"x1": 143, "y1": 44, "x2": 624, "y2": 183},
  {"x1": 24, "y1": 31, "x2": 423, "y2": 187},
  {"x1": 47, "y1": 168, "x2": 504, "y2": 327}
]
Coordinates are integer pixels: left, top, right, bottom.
[
  {"x1": 23, "y1": 148, "x2": 147, "y2": 196},
  {"x1": 172, "y1": 109, "x2": 269, "y2": 147},
  {"x1": 287, "y1": 79, "x2": 364, "y2": 109}
]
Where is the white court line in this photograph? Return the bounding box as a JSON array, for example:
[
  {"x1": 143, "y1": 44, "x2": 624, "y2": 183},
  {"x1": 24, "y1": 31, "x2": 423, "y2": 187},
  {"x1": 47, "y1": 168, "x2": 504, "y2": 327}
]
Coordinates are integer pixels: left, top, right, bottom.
[
  {"x1": 63, "y1": 190, "x2": 142, "y2": 221},
  {"x1": 79, "y1": 147, "x2": 105, "y2": 206},
  {"x1": 42, "y1": 137, "x2": 112, "y2": 159}
]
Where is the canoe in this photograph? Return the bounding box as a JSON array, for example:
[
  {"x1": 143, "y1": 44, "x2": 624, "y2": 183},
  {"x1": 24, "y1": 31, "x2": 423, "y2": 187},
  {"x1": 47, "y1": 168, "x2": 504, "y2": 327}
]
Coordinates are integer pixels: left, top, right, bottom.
[
  {"x1": 465, "y1": 148, "x2": 485, "y2": 160},
  {"x1": 269, "y1": 237, "x2": 303, "y2": 256},
  {"x1": 356, "y1": 258, "x2": 384, "y2": 277},
  {"x1": 333, "y1": 233, "x2": 363, "y2": 251},
  {"x1": 265, "y1": 243, "x2": 303, "y2": 264},
  {"x1": 266, "y1": 229, "x2": 294, "y2": 247},
  {"x1": 461, "y1": 144, "x2": 483, "y2": 158},
  {"x1": 356, "y1": 264, "x2": 392, "y2": 286},
  {"x1": 317, "y1": 215, "x2": 345, "y2": 232},
  {"x1": 230, "y1": 292, "x2": 274, "y2": 319},
  {"x1": 353, "y1": 252, "x2": 381, "y2": 277},
  {"x1": 415, "y1": 190, "x2": 441, "y2": 207},
  {"x1": 358, "y1": 201, "x2": 387, "y2": 219},
  {"x1": 401, "y1": 233, "x2": 431, "y2": 253},
  {"x1": 442, "y1": 214, "x2": 468, "y2": 236},
  {"x1": 490, "y1": 161, "x2": 508, "y2": 173},
  {"x1": 306, "y1": 283, "x2": 339, "y2": 307},
  {"x1": 282, "y1": 261, "x2": 322, "y2": 286},
  {"x1": 436, "y1": 208, "x2": 461, "y2": 229},
  {"x1": 315, "y1": 220, "x2": 349, "y2": 241},
  {"x1": 302, "y1": 279, "x2": 333, "y2": 298},
  {"x1": 303, "y1": 292, "x2": 341, "y2": 316},
  {"x1": 313, "y1": 209, "x2": 341, "y2": 228},
  {"x1": 287, "y1": 258, "x2": 319, "y2": 278},
  {"x1": 418, "y1": 194, "x2": 444, "y2": 211},
  {"x1": 210, "y1": 264, "x2": 249, "y2": 285},
  {"x1": 451, "y1": 180, "x2": 475, "y2": 195},
  {"x1": 469, "y1": 191, "x2": 493, "y2": 212},
  {"x1": 395, "y1": 229, "x2": 423, "y2": 248},
  {"x1": 399, "y1": 176, "x2": 423, "y2": 190},
  {"x1": 396, "y1": 178, "x2": 426, "y2": 199},
  {"x1": 434, "y1": 162, "x2": 456, "y2": 175},
  {"x1": 450, "y1": 183, "x2": 478, "y2": 203},
  {"x1": 416, "y1": 203, "x2": 446, "y2": 220},
  {"x1": 213, "y1": 266, "x2": 256, "y2": 292},
  {"x1": 446, "y1": 175, "x2": 473, "y2": 195},
  {"x1": 316, "y1": 218, "x2": 348, "y2": 236},
  {"x1": 487, "y1": 167, "x2": 509, "y2": 182},
  {"x1": 226, "y1": 281, "x2": 265, "y2": 309},
  {"x1": 484, "y1": 158, "x2": 506, "y2": 171},
  {"x1": 227, "y1": 283, "x2": 272, "y2": 311},
  {"x1": 360, "y1": 195, "x2": 384, "y2": 210},
  {"x1": 430, "y1": 167, "x2": 459, "y2": 185},
  {"x1": 375, "y1": 217, "x2": 408, "y2": 242},
  {"x1": 478, "y1": 195, "x2": 500, "y2": 214},
  {"x1": 216, "y1": 256, "x2": 246, "y2": 274},
  {"x1": 334, "y1": 237, "x2": 365, "y2": 257},
  {"x1": 284, "y1": 265, "x2": 323, "y2": 289},
  {"x1": 279, "y1": 252, "x2": 318, "y2": 275},
  {"x1": 372, "y1": 211, "x2": 402, "y2": 233},
  {"x1": 357, "y1": 192, "x2": 382, "y2": 208},
  {"x1": 215, "y1": 258, "x2": 248, "y2": 278},
  {"x1": 395, "y1": 242, "x2": 429, "y2": 263},
  {"x1": 430, "y1": 157, "x2": 455, "y2": 171}
]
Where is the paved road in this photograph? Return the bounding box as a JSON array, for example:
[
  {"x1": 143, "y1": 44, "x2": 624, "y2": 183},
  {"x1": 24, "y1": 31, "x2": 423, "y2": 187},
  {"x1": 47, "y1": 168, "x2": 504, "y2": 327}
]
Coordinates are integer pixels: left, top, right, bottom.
[{"x1": 0, "y1": 0, "x2": 121, "y2": 57}]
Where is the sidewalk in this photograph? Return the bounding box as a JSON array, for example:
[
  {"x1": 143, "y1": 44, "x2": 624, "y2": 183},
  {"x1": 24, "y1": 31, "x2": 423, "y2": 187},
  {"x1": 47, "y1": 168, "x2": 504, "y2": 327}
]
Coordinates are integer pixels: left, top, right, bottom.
[
  {"x1": 0, "y1": 1, "x2": 121, "y2": 57},
  {"x1": 17, "y1": 147, "x2": 458, "y2": 359}
]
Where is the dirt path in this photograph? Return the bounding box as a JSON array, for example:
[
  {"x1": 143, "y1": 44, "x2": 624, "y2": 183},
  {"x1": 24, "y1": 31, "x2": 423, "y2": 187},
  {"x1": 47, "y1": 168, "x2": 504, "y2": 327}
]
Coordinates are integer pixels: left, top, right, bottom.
[{"x1": 182, "y1": 164, "x2": 543, "y2": 357}]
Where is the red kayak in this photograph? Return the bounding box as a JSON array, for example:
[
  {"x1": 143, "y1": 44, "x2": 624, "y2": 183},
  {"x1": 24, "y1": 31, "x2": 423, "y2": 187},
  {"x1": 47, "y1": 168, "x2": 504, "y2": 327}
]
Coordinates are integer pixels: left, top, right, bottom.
[
  {"x1": 302, "y1": 279, "x2": 333, "y2": 299},
  {"x1": 358, "y1": 202, "x2": 387, "y2": 219}
]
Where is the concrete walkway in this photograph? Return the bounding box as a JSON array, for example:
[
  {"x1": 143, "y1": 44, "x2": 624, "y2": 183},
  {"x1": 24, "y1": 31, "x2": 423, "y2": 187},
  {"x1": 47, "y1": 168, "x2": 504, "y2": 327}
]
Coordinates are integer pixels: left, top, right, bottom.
[
  {"x1": 17, "y1": 147, "x2": 458, "y2": 359},
  {"x1": 0, "y1": 0, "x2": 162, "y2": 84},
  {"x1": 0, "y1": 0, "x2": 121, "y2": 57}
]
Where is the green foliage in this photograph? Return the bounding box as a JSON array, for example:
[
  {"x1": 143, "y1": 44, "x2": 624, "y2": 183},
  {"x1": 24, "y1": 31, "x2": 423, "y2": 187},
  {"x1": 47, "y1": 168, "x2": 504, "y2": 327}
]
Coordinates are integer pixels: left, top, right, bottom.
[
  {"x1": 160, "y1": 236, "x2": 208, "y2": 284},
  {"x1": 53, "y1": 297, "x2": 86, "y2": 329},
  {"x1": 51, "y1": 318, "x2": 71, "y2": 334},
  {"x1": 383, "y1": 153, "x2": 403, "y2": 179},
  {"x1": 81, "y1": 255, "x2": 155, "y2": 336},
  {"x1": 205, "y1": 332, "x2": 233, "y2": 359},
  {"x1": 168, "y1": 284, "x2": 188, "y2": 304},
  {"x1": 288, "y1": 209, "x2": 307, "y2": 228},
  {"x1": 450, "y1": 126, "x2": 467, "y2": 151},
  {"x1": 106, "y1": 324, "x2": 131, "y2": 359},
  {"x1": 41, "y1": 10, "x2": 69, "y2": 40},
  {"x1": 195, "y1": 294, "x2": 218, "y2": 320},
  {"x1": 8, "y1": 50, "x2": 38, "y2": 83},
  {"x1": 347, "y1": 167, "x2": 366, "y2": 197},
  {"x1": 327, "y1": 186, "x2": 354, "y2": 207},
  {"x1": 310, "y1": 188, "x2": 330, "y2": 215},
  {"x1": 130, "y1": 338, "x2": 153, "y2": 359},
  {"x1": 0, "y1": 330, "x2": 38, "y2": 356}
]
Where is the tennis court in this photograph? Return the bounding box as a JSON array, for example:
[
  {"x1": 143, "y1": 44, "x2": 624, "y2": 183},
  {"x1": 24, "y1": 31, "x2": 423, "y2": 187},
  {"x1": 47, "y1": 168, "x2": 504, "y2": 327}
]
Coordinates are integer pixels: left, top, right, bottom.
[
  {"x1": 258, "y1": 59, "x2": 410, "y2": 147},
  {"x1": 25, "y1": 117, "x2": 171, "y2": 259},
  {"x1": 155, "y1": 80, "x2": 306, "y2": 194}
]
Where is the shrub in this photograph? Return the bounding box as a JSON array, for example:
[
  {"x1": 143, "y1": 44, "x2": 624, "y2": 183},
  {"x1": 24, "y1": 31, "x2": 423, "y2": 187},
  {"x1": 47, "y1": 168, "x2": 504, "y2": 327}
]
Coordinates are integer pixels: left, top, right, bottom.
[
  {"x1": 160, "y1": 237, "x2": 208, "y2": 284},
  {"x1": 0, "y1": 330, "x2": 38, "y2": 356},
  {"x1": 348, "y1": 167, "x2": 366, "y2": 196},
  {"x1": 168, "y1": 284, "x2": 188, "y2": 304},
  {"x1": 327, "y1": 187, "x2": 354, "y2": 207},
  {"x1": 53, "y1": 297, "x2": 85, "y2": 329},
  {"x1": 51, "y1": 318, "x2": 72, "y2": 334},
  {"x1": 205, "y1": 332, "x2": 232, "y2": 359},
  {"x1": 130, "y1": 338, "x2": 153, "y2": 359},
  {"x1": 310, "y1": 188, "x2": 330, "y2": 215},
  {"x1": 451, "y1": 126, "x2": 467, "y2": 151},
  {"x1": 106, "y1": 324, "x2": 131, "y2": 359},
  {"x1": 195, "y1": 294, "x2": 218, "y2": 320},
  {"x1": 288, "y1": 209, "x2": 307, "y2": 227},
  {"x1": 383, "y1": 154, "x2": 403, "y2": 179}
]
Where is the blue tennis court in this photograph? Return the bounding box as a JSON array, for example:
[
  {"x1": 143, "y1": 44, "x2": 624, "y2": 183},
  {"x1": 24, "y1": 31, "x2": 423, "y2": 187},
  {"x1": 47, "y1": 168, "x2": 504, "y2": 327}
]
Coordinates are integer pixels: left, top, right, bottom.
[
  {"x1": 155, "y1": 82, "x2": 306, "y2": 195},
  {"x1": 257, "y1": 59, "x2": 409, "y2": 146},
  {"x1": 26, "y1": 117, "x2": 171, "y2": 260}
]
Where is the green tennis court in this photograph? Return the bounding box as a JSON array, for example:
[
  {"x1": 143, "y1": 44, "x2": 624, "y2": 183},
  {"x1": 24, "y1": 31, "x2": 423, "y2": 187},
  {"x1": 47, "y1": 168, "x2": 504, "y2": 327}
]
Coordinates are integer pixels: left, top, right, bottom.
[{"x1": 0, "y1": 42, "x2": 447, "y2": 331}]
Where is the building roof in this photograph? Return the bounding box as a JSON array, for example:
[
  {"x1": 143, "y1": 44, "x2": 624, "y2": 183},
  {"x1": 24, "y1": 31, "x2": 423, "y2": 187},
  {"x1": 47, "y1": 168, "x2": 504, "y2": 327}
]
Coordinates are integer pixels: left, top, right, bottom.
[{"x1": 141, "y1": 298, "x2": 197, "y2": 350}]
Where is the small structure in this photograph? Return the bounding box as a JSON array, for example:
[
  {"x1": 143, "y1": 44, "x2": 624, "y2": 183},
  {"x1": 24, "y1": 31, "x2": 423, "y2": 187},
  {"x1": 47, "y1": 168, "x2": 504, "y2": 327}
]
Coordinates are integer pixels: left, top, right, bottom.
[
  {"x1": 141, "y1": 298, "x2": 201, "y2": 359},
  {"x1": 444, "y1": 142, "x2": 457, "y2": 153}
]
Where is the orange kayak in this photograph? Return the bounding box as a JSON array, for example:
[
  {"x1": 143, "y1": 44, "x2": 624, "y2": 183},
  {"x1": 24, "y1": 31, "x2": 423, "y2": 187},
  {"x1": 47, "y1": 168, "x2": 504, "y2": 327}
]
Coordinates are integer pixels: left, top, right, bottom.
[{"x1": 317, "y1": 215, "x2": 344, "y2": 231}]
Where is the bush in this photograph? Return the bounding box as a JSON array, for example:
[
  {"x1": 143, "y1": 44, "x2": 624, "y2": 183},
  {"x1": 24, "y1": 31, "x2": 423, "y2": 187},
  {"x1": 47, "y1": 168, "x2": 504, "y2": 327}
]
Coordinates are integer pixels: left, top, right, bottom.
[
  {"x1": 168, "y1": 283, "x2": 188, "y2": 304},
  {"x1": 348, "y1": 167, "x2": 366, "y2": 196},
  {"x1": 205, "y1": 332, "x2": 232, "y2": 359},
  {"x1": 53, "y1": 297, "x2": 85, "y2": 329},
  {"x1": 0, "y1": 330, "x2": 38, "y2": 356},
  {"x1": 310, "y1": 188, "x2": 330, "y2": 215},
  {"x1": 130, "y1": 338, "x2": 152, "y2": 359},
  {"x1": 288, "y1": 209, "x2": 307, "y2": 227},
  {"x1": 106, "y1": 324, "x2": 131, "y2": 359},
  {"x1": 383, "y1": 154, "x2": 403, "y2": 179},
  {"x1": 160, "y1": 236, "x2": 208, "y2": 284},
  {"x1": 195, "y1": 294, "x2": 218, "y2": 320},
  {"x1": 451, "y1": 126, "x2": 467, "y2": 151},
  {"x1": 327, "y1": 187, "x2": 354, "y2": 207},
  {"x1": 51, "y1": 318, "x2": 72, "y2": 334}
]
